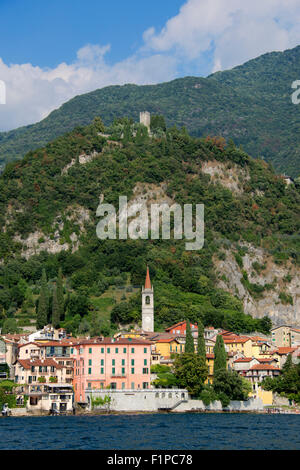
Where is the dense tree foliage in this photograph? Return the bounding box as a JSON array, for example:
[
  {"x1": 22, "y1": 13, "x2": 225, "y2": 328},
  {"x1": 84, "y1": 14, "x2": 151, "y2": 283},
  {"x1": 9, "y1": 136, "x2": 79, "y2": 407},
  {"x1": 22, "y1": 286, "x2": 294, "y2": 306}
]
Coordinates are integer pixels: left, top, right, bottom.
[
  {"x1": 0, "y1": 118, "x2": 298, "y2": 335},
  {"x1": 173, "y1": 352, "x2": 208, "y2": 397},
  {"x1": 212, "y1": 369, "x2": 252, "y2": 407},
  {"x1": 213, "y1": 335, "x2": 227, "y2": 375},
  {"x1": 2, "y1": 46, "x2": 300, "y2": 176}
]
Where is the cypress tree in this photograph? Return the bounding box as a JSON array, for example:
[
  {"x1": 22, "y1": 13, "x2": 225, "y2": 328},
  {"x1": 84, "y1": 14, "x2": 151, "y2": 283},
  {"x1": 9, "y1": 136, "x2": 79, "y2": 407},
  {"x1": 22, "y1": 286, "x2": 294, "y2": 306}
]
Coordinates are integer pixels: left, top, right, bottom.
[
  {"x1": 36, "y1": 269, "x2": 49, "y2": 329},
  {"x1": 197, "y1": 320, "x2": 206, "y2": 362},
  {"x1": 56, "y1": 268, "x2": 64, "y2": 322},
  {"x1": 185, "y1": 319, "x2": 195, "y2": 353},
  {"x1": 52, "y1": 285, "x2": 60, "y2": 329},
  {"x1": 213, "y1": 335, "x2": 227, "y2": 376},
  {"x1": 282, "y1": 353, "x2": 293, "y2": 373}
]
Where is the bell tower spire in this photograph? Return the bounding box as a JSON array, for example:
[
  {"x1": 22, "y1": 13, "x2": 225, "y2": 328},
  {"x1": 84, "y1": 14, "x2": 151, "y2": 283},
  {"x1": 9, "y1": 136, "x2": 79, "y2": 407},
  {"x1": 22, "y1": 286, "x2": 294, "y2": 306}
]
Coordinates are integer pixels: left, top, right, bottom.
[{"x1": 142, "y1": 266, "x2": 154, "y2": 332}]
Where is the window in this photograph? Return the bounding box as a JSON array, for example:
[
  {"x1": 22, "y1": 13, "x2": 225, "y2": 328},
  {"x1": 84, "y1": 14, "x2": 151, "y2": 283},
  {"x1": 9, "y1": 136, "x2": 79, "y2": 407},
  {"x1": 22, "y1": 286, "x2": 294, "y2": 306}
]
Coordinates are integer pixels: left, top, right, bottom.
[
  {"x1": 123, "y1": 348, "x2": 126, "y2": 353},
  {"x1": 88, "y1": 368, "x2": 91, "y2": 375},
  {"x1": 101, "y1": 368, "x2": 104, "y2": 374},
  {"x1": 122, "y1": 359, "x2": 125, "y2": 366},
  {"x1": 131, "y1": 368, "x2": 135, "y2": 374},
  {"x1": 131, "y1": 382, "x2": 135, "y2": 389},
  {"x1": 122, "y1": 368, "x2": 125, "y2": 375},
  {"x1": 112, "y1": 359, "x2": 115, "y2": 366},
  {"x1": 89, "y1": 359, "x2": 92, "y2": 366},
  {"x1": 145, "y1": 295, "x2": 150, "y2": 304},
  {"x1": 101, "y1": 348, "x2": 104, "y2": 353},
  {"x1": 144, "y1": 348, "x2": 147, "y2": 353},
  {"x1": 122, "y1": 382, "x2": 125, "y2": 390},
  {"x1": 144, "y1": 359, "x2": 147, "y2": 366},
  {"x1": 143, "y1": 368, "x2": 148, "y2": 374},
  {"x1": 71, "y1": 348, "x2": 73, "y2": 354},
  {"x1": 131, "y1": 359, "x2": 134, "y2": 366},
  {"x1": 112, "y1": 368, "x2": 115, "y2": 375},
  {"x1": 131, "y1": 348, "x2": 135, "y2": 354},
  {"x1": 101, "y1": 359, "x2": 104, "y2": 366},
  {"x1": 115, "y1": 348, "x2": 118, "y2": 354},
  {"x1": 107, "y1": 348, "x2": 110, "y2": 354},
  {"x1": 89, "y1": 348, "x2": 92, "y2": 354}
]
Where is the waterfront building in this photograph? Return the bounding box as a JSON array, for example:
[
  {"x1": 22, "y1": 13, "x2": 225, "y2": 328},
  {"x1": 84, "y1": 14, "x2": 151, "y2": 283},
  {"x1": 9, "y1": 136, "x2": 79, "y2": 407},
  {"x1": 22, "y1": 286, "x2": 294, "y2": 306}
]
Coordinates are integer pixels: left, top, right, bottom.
[{"x1": 71, "y1": 337, "x2": 151, "y2": 403}]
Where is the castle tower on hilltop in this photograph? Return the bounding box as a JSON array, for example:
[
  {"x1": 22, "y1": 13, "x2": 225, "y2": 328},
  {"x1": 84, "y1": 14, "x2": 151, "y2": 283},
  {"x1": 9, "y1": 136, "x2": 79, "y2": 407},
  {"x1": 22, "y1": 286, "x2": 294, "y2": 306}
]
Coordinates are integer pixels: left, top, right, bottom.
[
  {"x1": 142, "y1": 266, "x2": 154, "y2": 332},
  {"x1": 140, "y1": 111, "x2": 151, "y2": 132}
]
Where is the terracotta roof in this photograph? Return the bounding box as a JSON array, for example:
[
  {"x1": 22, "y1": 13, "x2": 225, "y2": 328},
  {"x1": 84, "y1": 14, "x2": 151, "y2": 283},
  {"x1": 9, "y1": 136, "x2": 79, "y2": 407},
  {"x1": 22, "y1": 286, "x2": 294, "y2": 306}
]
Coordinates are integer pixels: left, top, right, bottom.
[
  {"x1": 17, "y1": 359, "x2": 63, "y2": 369},
  {"x1": 250, "y1": 364, "x2": 281, "y2": 371},
  {"x1": 223, "y1": 337, "x2": 251, "y2": 344},
  {"x1": 234, "y1": 357, "x2": 254, "y2": 363},
  {"x1": 73, "y1": 337, "x2": 152, "y2": 346},
  {"x1": 274, "y1": 347, "x2": 297, "y2": 355},
  {"x1": 18, "y1": 342, "x2": 42, "y2": 349},
  {"x1": 155, "y1": 338, "x2": 179, "y2": 344},
  {"x1": 145, "y1": 266, "x2": 151, "y2": 289}
]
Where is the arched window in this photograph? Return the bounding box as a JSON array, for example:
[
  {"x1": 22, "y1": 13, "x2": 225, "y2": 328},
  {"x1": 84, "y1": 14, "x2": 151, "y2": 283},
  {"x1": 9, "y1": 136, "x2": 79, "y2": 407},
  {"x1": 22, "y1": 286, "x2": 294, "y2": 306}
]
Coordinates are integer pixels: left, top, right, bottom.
[{"x1": 145, "y1": 296, "x2": 151, "y2": 305}]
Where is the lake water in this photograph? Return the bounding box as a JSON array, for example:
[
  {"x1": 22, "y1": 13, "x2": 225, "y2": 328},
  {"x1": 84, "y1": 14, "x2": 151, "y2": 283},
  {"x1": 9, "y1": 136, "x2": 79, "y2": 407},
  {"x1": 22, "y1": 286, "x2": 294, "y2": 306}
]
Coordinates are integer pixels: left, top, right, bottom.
[{"x1": 1, "y1": 413, "x2": 300, "y2": 450}]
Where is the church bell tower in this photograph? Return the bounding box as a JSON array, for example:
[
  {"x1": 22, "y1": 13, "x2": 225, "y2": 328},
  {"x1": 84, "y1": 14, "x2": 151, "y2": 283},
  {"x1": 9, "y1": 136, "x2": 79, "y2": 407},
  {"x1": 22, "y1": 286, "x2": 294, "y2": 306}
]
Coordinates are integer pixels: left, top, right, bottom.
[{"x1": 142, "y1": 266, "x2": 154, "y2": 332}]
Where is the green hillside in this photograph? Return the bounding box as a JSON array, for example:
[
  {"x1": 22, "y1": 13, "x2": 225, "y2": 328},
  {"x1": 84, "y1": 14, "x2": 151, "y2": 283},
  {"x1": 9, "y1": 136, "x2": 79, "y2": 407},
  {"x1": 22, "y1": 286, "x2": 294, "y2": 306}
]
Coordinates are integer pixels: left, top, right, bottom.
[
  {"x1": 1, "y1": 45, "x2": 300, "y2": 176},
  {"x1": 0, "y1": 118, "x2": 299, "y2": 336}
]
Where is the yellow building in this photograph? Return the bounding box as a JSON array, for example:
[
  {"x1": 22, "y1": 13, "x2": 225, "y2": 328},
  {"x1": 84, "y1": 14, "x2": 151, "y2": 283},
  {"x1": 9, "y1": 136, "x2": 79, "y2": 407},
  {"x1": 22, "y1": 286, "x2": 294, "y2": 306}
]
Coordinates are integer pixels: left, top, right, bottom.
[
  {"x1": 154, "y1": 338, "x2": 184, "y2": 357},
  {"x1": 251, "y1": 339, "x2": 273, "y2": 359},
  {"x1": 206, "y1": 354, "x2": 214, "y2": 384},
  {"x1": 223, "y1": 336, "x2": 253, "y2": 357}
]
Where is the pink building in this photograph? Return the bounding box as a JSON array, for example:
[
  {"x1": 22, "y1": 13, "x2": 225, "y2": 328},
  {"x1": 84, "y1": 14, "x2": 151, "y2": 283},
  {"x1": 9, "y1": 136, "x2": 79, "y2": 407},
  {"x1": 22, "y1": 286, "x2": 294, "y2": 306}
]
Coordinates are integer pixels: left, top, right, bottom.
[{"x1": 71, "y1": 337, "x2": 152, "y2": 403}]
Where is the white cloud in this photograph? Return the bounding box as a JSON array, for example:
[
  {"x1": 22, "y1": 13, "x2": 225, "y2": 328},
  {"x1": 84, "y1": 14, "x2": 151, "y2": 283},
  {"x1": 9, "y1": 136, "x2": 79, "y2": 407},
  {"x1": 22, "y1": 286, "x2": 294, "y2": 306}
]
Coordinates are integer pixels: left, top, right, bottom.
[
  {"x1": 0, "y1": 46, "x2": 177, "y2": 131},
  {"x1": 1, "y1": 0, "x2": 300, "y2": 131},
  {"x1": 144, "y1": 0, "x2": 300, "y2": 71}
]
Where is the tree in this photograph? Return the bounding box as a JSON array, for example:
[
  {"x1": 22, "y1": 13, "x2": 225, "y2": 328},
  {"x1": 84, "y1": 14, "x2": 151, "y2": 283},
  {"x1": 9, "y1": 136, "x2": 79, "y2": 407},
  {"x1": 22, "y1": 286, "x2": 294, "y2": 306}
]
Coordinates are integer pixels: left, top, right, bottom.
[
  {"x1": 213, "y1": 369, "x2": 251, "y2": 406},
  {"x1": 56, "y1": 268, "x2": 64, "y2": 322},
  {"x1": 52, "y1": 285, "x2": 60, "y2": 329},
  {"x1": 151, "y1": 364, "x2": 178, "y2": 388},
  {"x1": 36, "y1": 269, "x2": 49, "y2": 329},
  {"x1": 197, "y1": 320, "x2": 206, "y2": 361},
  {"x1": 174, "y1": 353, "x2": 208, "y2": 397},
  {"x1": 282, "y1": 353, "x2": 293, "y2": 373},
  {"x1": 213, "y1": 335, "x2": 227, "y2": 376},
  {"x1": 92, "y1": 116, "x2": 105, "y2": 133},
  {"x1": 185, "y1": 319, "x2": 195, "y2": 353},
  {"x1": 1, "y1": 318, "x2": 19, "y2": 334}
]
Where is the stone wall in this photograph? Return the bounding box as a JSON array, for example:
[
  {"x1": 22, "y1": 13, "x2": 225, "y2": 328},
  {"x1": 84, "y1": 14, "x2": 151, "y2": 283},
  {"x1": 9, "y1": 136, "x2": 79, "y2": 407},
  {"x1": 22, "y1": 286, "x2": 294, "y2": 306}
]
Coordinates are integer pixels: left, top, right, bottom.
[
  {"x1": 87, "y1": 389, "x2": 189, "y2": 412},
  {"x1": 87, "y1": 389, "x2": 264, "y2": 413}
]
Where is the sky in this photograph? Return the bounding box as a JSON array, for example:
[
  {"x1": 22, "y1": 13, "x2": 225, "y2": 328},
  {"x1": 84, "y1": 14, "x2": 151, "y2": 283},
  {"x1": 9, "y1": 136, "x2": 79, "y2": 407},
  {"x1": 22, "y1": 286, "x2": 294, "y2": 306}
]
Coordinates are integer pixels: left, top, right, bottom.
[{"x1": 1, "y1": 0, "x2": 300, "y2": 131}]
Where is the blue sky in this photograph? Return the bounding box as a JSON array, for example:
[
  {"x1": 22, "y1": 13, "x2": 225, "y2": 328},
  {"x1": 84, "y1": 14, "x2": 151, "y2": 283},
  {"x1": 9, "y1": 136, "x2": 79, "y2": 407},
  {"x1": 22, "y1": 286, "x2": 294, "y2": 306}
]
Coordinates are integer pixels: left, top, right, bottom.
[
  {"x1": 1, "y1": 0, "x2": 300, "y2": 131},
  {"x1": 0, "y1": 0, "x2": 183, "y2": 67}
]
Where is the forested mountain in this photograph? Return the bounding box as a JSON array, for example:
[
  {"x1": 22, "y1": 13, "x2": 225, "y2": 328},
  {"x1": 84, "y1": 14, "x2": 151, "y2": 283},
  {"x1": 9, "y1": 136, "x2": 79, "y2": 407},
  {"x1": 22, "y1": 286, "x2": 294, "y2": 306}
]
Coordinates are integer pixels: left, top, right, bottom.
[
  {"x1": 1, "y1": 45, "x2": 300, "y2": 176},
  {"x1": 0, "y1": 117, "x2": 299, "y2": 336}
]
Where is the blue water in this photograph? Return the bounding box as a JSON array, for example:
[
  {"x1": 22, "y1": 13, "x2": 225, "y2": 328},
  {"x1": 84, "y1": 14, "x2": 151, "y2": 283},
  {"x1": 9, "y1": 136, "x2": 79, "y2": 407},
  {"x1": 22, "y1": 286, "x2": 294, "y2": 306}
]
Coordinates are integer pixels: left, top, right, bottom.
[{"x1": 1, "y1": 413, "x2": 300, "y2": 450}]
